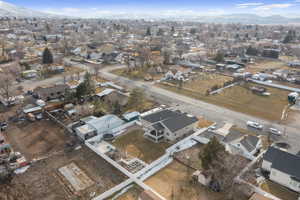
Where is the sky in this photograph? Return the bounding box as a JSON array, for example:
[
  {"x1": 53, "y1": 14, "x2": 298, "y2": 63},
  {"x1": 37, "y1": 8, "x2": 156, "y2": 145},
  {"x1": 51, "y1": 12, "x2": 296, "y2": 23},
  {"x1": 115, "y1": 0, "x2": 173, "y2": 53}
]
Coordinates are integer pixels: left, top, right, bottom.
[{"x1": 4, "y1": 0, "x2": 300, "y2": 18}]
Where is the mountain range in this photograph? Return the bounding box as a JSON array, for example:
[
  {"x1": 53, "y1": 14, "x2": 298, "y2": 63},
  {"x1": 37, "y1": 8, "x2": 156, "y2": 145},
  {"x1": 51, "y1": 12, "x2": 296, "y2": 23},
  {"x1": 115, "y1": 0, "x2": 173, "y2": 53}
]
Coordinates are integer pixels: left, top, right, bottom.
[{"x1": 1, "y1": 0, "x2": 300, "y2": 24}]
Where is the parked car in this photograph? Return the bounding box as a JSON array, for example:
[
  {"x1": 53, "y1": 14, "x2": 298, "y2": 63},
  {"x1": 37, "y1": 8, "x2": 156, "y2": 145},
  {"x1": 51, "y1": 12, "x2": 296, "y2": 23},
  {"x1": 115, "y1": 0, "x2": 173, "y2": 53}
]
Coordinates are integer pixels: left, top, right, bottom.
[
  {"x1": 247, "y1": 121, "x2": 263, "y2": 130},
  {"x1": 0, "y1": 122, "x2": 7, "y2": 131},
  {"x1": 268, "y1": 128, "x2": 282, "y2": 135}
]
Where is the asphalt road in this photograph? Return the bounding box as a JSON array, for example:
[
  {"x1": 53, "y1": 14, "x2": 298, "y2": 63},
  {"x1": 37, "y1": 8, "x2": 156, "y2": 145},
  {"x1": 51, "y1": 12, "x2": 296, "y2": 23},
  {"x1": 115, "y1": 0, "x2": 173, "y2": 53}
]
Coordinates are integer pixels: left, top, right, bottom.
[
  {"x1": 98, "y1": 64, "x2": 300, "y2": 154},
  {"x1": 16, "y1": 60, "x2": 300, "y2": 154}
]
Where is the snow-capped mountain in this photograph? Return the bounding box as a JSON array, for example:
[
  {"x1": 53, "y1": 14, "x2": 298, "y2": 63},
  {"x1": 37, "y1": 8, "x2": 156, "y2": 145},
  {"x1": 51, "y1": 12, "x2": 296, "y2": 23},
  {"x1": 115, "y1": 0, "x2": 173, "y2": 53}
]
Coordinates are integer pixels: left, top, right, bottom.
[{"x1": 0, "y1": 0, "x2": 55, "y2": 18}]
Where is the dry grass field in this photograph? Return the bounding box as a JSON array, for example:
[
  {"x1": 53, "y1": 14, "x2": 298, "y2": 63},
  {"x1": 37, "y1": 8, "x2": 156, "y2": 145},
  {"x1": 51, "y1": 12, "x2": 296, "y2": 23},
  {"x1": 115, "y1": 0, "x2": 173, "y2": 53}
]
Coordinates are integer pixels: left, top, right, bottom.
[
  {"x1": 159, "y1": 82, "x2": 290, "y2": 121},
  {"x1": 112, "y1": 128, "x2": 171, "y2": 163}
]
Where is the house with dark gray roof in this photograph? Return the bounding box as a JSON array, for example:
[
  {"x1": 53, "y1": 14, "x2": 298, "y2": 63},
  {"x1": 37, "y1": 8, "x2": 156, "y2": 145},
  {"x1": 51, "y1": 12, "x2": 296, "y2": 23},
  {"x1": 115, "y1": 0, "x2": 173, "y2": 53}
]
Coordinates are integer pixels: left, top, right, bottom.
[
  {"x1": 141, "y1": 109, "x2": 198, "y2": 142},
  {"x1": 226, "y1": 134, "x2": 262, "y2": 160},
  {"x1": 262, "y1": 147, "x2": 300, "y2": 192}
]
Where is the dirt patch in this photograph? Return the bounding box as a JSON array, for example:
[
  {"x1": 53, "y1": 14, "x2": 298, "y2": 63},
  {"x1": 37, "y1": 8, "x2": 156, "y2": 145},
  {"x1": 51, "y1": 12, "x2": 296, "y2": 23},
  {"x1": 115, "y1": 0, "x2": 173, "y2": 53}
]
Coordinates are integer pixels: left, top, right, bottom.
[
  {"x1": 198, "y1": 117, "x2": 214, "y2": 128},
  {"x1": 260, "y1": 180, "x2": 298, "y2": 200},
  {"x1": 145, "y1": 160, "x2": 224, "y2": 200},
  {"x1": 6, "y1": 120, "x2": 68, "y2": 160},
  {"x1": 246, "y1": 60, "x2": 287, "y2": 73},
  {"x1": 114, "y1": 185, "x2": 143, "y2": 200},
  {"x1": 6, "y1": 146, "x2": 127, "y2": 200}
]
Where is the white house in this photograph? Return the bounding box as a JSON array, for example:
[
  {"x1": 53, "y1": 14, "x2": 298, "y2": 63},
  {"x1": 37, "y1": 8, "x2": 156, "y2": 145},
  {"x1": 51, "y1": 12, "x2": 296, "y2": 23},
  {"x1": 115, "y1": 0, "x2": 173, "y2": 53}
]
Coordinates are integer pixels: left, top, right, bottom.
[
  {"x1": 262, "y1": 147, "x2": 300, "y2": 193},
  {"x1": 227, "y1": 135, "x2": 262, "y2": 160},
  {"x1": 141, "y1": 109, "x2": 198, "y2": 142},
  {"x1": 75, "y1": 115, "x2": 124, "y2": 141}
]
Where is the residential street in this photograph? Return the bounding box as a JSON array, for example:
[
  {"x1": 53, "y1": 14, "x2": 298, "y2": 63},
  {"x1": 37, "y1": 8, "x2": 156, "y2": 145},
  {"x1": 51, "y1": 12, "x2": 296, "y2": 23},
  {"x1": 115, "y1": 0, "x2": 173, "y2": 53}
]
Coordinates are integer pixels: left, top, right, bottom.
[{"x1": 16, "y1": 60, "x2": 300, "y2": 154}]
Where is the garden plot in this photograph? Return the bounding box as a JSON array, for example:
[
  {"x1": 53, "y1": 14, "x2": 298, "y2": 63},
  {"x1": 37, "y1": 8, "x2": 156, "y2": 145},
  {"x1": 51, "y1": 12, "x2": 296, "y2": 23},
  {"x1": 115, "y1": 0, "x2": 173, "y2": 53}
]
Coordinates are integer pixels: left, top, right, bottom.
[{"x1": 58, "y1": 162, "x2": 95, "y2": 192}]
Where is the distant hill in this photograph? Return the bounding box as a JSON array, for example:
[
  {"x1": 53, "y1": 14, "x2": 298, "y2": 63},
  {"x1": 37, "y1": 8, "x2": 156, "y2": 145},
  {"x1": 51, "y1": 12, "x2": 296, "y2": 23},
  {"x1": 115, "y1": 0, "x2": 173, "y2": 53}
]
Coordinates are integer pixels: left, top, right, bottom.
[
  {"x1": 0, "y1": 0, "x2": 56, "y2": 18},
  {"x1": 193, "y1": 14, "x2": 300, "y2": 24},
  {"x1": 0, "y1": 0, "x2": 300, "y2": 24}
]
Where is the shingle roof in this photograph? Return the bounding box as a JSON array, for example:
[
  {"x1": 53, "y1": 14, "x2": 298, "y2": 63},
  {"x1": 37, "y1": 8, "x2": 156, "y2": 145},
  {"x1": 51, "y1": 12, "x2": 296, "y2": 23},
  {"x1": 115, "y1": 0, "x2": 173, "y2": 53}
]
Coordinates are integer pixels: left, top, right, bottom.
[
  {"x1": 240, "y1": 135, "x2": 259, "y2": 152},
  {"x1": 142, "y1": 109, "x2": 180, "y2": 123},
  {"x1": 264, "y1": 147, "x2": 300, "y2": 180},
  {"x1": 142, "y1": 109, "x2": 198, "y2": 132},
  {"x1": 162, "y1": 114, "x2": 198, "y2": 132}
]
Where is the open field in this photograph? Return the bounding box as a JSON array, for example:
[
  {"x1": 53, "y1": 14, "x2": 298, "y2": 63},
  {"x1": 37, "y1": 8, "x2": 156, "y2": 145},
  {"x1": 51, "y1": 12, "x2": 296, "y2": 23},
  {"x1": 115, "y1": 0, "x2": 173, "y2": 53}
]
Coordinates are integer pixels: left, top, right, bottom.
[
  {"x1": 181, "y1": 72, "x2": 233, "y2": 95},
  {"x1": 112, "y1": 68, "x2": 164, "y2": 81},
  {"x1": 6, "y1": 146, "x2": 127, "y2": 200},
  {"x1": 260, "y1": 180, "x2": 298, "y2": 200},
  {"x1": 145, "y1": 160, "x2": 225, "y2": 200},
  {"x1": 6, "y1": 120, "x2": 68, "y2": 160},
  {"x1": 159, "y1": 82, "x2": 289, "y2": 121},
  {"x1": 112, "y1": 128, "x2": 171, "y2": 163},
  {"x1": 245, "y1": 60, "x2": 287, "y2": 73}
]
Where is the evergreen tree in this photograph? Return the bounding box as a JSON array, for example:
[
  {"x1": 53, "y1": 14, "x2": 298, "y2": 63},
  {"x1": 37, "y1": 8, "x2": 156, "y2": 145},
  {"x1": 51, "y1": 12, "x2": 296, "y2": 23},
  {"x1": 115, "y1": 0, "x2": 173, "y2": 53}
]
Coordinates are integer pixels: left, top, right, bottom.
[
  {"x1": 214, "y1": 52, "x2": 225, "y2": 63},
  {"x1": 146, "y1": 27, "x2": 151, "y2": 36},
  {"x1": 42, "y1": 47, "x2": 53, "y2": 64}
]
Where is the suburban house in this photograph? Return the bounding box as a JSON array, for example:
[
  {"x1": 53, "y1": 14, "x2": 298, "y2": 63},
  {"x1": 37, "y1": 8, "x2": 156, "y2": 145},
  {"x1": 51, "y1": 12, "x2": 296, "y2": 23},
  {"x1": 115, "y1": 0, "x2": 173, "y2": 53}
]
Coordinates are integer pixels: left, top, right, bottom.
[
  {"x1": 141, "y1": 109, "x2": 198, "y2": 142},
  {"x1": 228, "y1": 135, "x2": 262, "y2": 160},
  {"x1": 33, "y1": 84, "x2": 70, "y2": 101},
  {"x1": 94, "y1": 88, "x2": 129, "y2": 107},
  {"x1": 262, "y1": 146, "x2": 300, "y2": 193},
  {"x1": 201, "y1": 125, "x2": 262, "y2": 160},
  {"x1": 74, "y1": 115, "x2": 124, "y2": 141}
]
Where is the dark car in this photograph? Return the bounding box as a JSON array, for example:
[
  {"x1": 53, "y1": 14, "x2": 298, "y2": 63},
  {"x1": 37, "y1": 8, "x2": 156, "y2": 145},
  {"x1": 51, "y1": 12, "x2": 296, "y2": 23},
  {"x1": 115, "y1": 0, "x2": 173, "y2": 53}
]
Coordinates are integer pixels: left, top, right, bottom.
[{"x1": 0, "y1": 122, "x2": 8, "y2": 131}]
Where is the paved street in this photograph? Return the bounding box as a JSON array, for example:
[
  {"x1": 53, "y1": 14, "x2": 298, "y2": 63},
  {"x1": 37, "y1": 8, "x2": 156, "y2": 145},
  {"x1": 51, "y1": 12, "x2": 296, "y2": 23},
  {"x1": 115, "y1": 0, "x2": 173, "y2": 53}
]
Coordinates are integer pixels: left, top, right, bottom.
[
  {"x1": 15, "y1": 60, "x2": 300, "y2": 153},
  {"x1": 98, "y1": 64, "x2": 300, "y2": 154}
]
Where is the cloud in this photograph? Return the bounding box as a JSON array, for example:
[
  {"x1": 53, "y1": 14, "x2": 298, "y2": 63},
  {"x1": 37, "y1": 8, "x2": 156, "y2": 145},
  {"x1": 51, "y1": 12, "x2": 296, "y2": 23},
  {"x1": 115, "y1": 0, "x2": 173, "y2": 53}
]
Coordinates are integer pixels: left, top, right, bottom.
[
  {"x1": 42, "y1": 7, "x2": 227, "y2": 18},
  {"x1": 254, "y1": 3, "x2": 293, "y2": 11},
  {"x1": 236, "y1": 2, "x2": 264, "y2": 8}
]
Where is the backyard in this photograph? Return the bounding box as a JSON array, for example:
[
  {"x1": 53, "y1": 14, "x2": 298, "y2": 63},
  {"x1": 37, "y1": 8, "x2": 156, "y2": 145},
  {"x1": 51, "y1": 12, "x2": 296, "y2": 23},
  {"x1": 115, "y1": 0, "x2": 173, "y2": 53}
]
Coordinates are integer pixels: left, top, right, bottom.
[
  {"x1": 112, "y1": 128, "x2": 171, "y2": 163},
  {"x1": 145, "y1": 160, "x2": 225, "y2": 200},
  {"x1": 260, "y1": 180, "x2": 298, "y2": 200}
]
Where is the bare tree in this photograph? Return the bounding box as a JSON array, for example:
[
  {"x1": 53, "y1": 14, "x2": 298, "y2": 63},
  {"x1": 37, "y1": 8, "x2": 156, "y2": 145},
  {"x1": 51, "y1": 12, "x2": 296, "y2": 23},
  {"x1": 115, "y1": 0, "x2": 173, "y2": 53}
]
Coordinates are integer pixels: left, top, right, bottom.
[
  {"x1": 94, "y1": 64, "x2": 102, "y2": 78},
  {"x1": 0, "y1": 74, "x2": 14, "y2": 100}
]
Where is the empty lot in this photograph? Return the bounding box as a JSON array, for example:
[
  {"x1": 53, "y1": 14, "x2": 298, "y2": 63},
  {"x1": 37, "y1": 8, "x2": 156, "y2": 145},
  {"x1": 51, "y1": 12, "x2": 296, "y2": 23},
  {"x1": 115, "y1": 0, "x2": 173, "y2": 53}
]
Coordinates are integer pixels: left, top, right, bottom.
[{"x1": 159, "y1": 82, "x2": 289, "y2": 121}]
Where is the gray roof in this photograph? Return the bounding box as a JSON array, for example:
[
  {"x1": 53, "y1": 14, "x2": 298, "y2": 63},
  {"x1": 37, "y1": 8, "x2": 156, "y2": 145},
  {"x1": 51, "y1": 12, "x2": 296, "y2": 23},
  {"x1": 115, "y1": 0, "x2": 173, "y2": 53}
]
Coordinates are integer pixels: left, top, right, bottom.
[
  {"x1": 264, "y1": 147, "x2": 300, "y2": 180},
  {"x1": 240, "y1": 135, "x2": 259, "y2": 152},
  {"x1": 201, "y1": 130, "x2": 225, "y2": 141},
  {"x1": 223, "y1": 129, "x2": 244, "y2": 143},
  {"x1": 142, "y1": 109, "x2": 181, "y2": 123},
  {"x1": 86, "y1": 115, "x2": 124, "y2": 135},
  {"x1": 142, "y1": 109, "x2": 198, "y2": 132},
  {"x1": 152, "y1": 122, "x2": 165, "y2": 131},
  {"x1": 162, "y1": 114, "x2": 198, "y2": 132}
]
